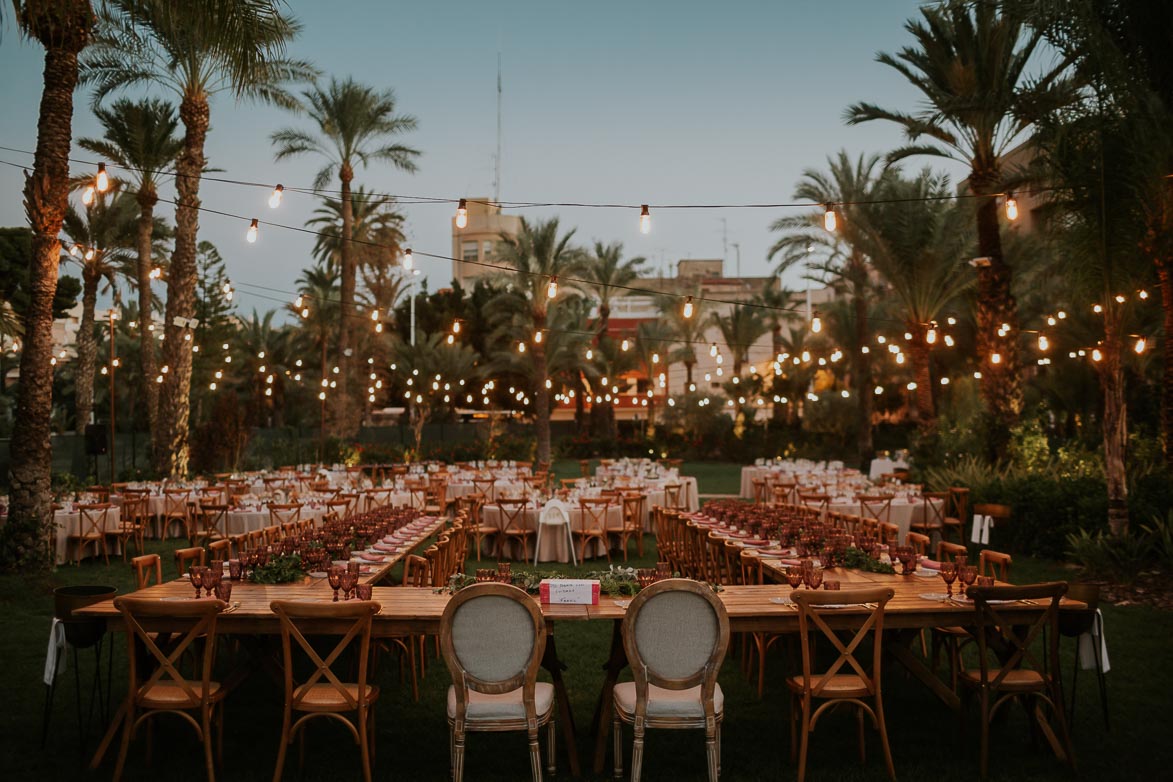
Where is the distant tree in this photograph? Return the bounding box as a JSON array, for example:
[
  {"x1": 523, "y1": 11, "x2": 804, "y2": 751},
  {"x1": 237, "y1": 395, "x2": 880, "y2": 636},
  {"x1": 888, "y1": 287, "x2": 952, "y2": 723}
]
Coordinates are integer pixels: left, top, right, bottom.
[{"x1": 0, "y1": 228, "x2": 82, "y2": 321}]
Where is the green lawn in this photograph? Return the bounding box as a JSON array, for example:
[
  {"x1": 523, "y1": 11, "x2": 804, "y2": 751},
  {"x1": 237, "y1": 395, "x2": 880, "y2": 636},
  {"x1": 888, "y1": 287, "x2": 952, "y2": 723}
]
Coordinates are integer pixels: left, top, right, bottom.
[{"x1": 3, "y1": 461, "x2": 1170, "y2": 780}]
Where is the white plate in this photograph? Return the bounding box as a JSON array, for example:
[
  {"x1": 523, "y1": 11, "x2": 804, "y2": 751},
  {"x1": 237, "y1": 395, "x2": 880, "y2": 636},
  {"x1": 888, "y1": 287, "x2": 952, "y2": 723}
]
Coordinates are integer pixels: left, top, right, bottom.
[
  {"x1": 612, "y1": 600, "x2": 630, "y2": 609},
  {"x1": 813, "y1": 603, "x2": 862, "y2": 609},
  {"x1": 913, "y1": 570, "x2": 940, "y2": 578},
  {"x1": 918, "y1": 593, "x2": 950, "y2": 602},
  {"x1": 769, "y1": 597, "x2": 793, "y2": 605},
  {"x1": 308, "y1": 571, "x2": 328, "y2": 578}
]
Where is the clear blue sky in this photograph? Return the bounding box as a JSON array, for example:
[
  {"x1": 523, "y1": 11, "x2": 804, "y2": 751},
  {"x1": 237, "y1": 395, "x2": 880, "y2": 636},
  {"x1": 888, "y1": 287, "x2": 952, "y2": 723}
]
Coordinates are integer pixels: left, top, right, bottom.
[{"x1": 0, "y1": 0, "x2": 953, "y2": 317}]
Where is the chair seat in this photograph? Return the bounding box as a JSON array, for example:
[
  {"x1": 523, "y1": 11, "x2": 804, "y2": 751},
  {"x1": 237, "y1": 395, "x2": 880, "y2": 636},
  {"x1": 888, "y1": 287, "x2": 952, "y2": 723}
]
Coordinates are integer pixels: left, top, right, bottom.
[
  {"x1": 911, "y1": 520, "x2": 943, "y2": 529},
  {"x1": 935, "y1": 625, "x2": 970, "y2": 637},
  {"x1": 959, "y1": 668, "x2": 1046, "y2": 692},
  {"x1": 944, "y1": 517, "x2": 963, "y2": 526},
  {"x1": 785, "y1": 673, "x2": 871, "y2": 698},
  {"x1": 138, "y1": 681, "x2": 222, "y2": 709},
  {"x1": 446, "y1": 683, "x2": 554, "y2": 722},
  {"x1": 293, "y1": 682, "x2": 379, "y2": 711},
  {"x1": 613, "y1": 682, "x2": 725, "y2": 719}
]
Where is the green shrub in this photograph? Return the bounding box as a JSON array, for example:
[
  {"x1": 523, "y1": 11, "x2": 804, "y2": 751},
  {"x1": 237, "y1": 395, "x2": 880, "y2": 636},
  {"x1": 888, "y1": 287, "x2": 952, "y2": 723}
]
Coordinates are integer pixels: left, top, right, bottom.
[{"x1": 1066, "y1": 527, "x2": 1153, "y2": 584}]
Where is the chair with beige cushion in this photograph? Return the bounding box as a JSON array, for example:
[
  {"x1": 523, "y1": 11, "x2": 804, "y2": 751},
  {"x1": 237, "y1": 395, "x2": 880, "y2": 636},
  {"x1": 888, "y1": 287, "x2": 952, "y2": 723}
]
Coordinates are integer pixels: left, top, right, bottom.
[
  {"x1": 788, "y1": 586, "x2": 896, "y2": 782},
  {"x1": 270, "y1": 599, "x2": 381, "y2": 782},
  {"x1": 440, "y1": 582, "x2": 555, "y2": 782},
  {"x1": 112, "y1": 596, "x2": 227, "y2": 782},
  {"x1": 612, "y1": 578, "x2": 730, "y2": 782}
]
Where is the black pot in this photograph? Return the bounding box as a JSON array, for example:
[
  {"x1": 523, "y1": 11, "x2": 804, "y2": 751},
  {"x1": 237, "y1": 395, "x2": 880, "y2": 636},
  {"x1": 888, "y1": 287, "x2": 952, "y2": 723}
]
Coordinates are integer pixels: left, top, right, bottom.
[{"x1": 53, "y1": 585, "x2": 116, "y2": 648}]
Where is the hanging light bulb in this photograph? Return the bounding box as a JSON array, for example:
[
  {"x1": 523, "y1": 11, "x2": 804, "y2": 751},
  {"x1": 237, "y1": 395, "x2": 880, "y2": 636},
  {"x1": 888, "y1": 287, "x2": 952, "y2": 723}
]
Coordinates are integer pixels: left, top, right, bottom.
[
  {"x1": 990, "y1": 352, "x2": 1003, "y2": 365},
  {"x1": 1057, "y1": 310, "x2": 1067, "y2": 319},
  {"x1": 452, "y1": 320, "x2": 461, "y2": 334},
  {"x1": 446, "y1": 333, "x2": 455, "y2": 345},
  {"x1": 823, "y1": 203, "x2": 837, "y2": 232},
  {"x1": 69, "y1": 244, "x2": 82, "y2": 258},
  {"x1": 1138, "y1": 289, "x2": 1149, "y2": 300},
  {"x1": 585, "y1": 348, "x2": 593, "y2": 360},
  {"x1": 1038, "y1": 334, "x2": 1049, "y2": 351},
  {"x1": 926, "y1": 327, "x2": 938, "y2": 345},
  {"x1": 1114, "y1": 294, "x2": 1126, "y2": 304},
  {"x1": 710, "y1": 343, "x2": 718, "y2": 357},
  {"x1": 246, "y1": 218, "x2": 259, "y2": 243},
  {"x1": 547, "y1": 276, "x2": 558, "y2": 299},
  {"x1": 1004, "y1": 192, "x2": 1018, "y2": 221},
  {"x1": 1093, "y1": 303, "x2": 1103, "y2": 313},
  {"x1": 621, "y1": 338, "x2": 630, "y2": 351},
  {"x1": 682, "y1": 296, "x2": 694, "y2": 319},
  {"x1": 651, "y1": 352, "x2": 660, "y2": 364},
  {"x1": 300, "y1": 307, "x2": 310, "y2": 318},
  {"x1": 268, "y1": 184, "x2": 284, "y2": 208},
  {"x1": 534, "y1": 330, "x2": 543, "y2": 344},
  {"x1": 294, "y1": 294, "x2": 303, "y2": 309},
  {"x1": 95, "y1": 163, "x2": 110, "y2": 193},
  {"x1": 518, "y1": 342, "x2": 527, "y2": 353},
  {"x1": 455, "y1": 198, "x2": 468, "y2": 228},
  {"x1": 1091, "y1": 348, "x2": 1103, "y2": 362},
  {"x1": 84, "y1": 248, "x2": 96, "y2": 261},
  {"x1": 402, "y1": 248, "x2": 413, "y2": 270},
  {"x1": 81, "y1": 184, "x2": 95, "y2": 206},
  {"x1": 1134, "y1": 337, "x2": 1147, "y2": 354},
  {"x1": 639, "y1": 204, "x2": 651, "y2": 234},
  {"x1": 810, "y1": 312, "x2": 822, "y2": 333}
]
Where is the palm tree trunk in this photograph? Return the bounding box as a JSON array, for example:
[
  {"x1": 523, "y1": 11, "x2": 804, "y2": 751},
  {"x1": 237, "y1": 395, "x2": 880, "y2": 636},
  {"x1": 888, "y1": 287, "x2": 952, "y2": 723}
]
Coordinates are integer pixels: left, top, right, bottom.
[
  {"x1": 574, "y1": 371, "x2": 587, "y2": 436},
  {"x1": 973, "y1": 189, "x2": 1022, "y2": 457},
  {"x1": 907, "y1": 325, "x2": 935, "y2": 430},
  {"x1": 135, "y1": 189, "x2": 159, "y2": 440},
  {"x1": 74, "y1": 269, "x2": 99, "y2": 434},
  {"x1": 853, "y1": 292, "x2": 873, "y2": 469},
  {"x1": 334, "y1": 167, "x2": 358, "y2": 437},
  {"x1": 1100, "y1": 311, "x2": 1128, "y2": 536},
  {"x1": 4, "y1": 16, "x2": 90, "y2": 572},
  {"x1": 156, "y1": 91, "x2": 209, "y2": 478},
  {"x1": 1160, "y1": 264, "x2": 1173, "y2": 470},
  {"x1": 685, "y1": 359, "x2": 695, "y2": 390},
  {"x1": 533, "y1": 314, "x2": 552, "y2": 464},
  {"x1": 771, "y1": 325, "x2": 784, "y2": 425}
]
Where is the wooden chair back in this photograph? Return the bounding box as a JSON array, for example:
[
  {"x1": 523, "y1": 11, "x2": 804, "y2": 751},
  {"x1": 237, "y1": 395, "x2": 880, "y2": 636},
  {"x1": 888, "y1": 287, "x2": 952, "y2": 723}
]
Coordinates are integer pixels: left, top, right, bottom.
[
  {"x1": 174, "y1": 546, "x2": 206, "y2": 577},
  {"x1": 208, "y1": 538, "x2": 233, "y2": 561},
  {"x1": 116, "y1": 596, "x2": 225, "y2": 710},
  {"x1": 77, "y1": 502, "x2": 113, "y2": 539},
  {"x1": 972, "y1": 503, "x2": 1012, "y2": 524},
  {"x1": 921, "y1": 491, "x2": 950, "y2": 528},
  {"x1": 131, "y1": 553, "x2": 163, "y2": 590},
  {"x1": 979, "y1": 549, "x2": 1012, "y2": 581},
  {"x1": 662, "y1": 483, "x2": 684, "y2": 510},
  {"x1": 967, "y1": 582, "x2": 1066, "y2": 692},
  {"x1": 857, "y1": 494, "x2": 894, "y2": 524},
  {"x1": 268, "y1": 503, "x2": 302, "y2": 528},
  {"x1": 402, "y1": 554, "x2": 430, "y2": 587},
  {"x1": 938, "y1": 540, "x2": 968, "y2": 563},
  {"x1": 271, "y1": 599, "x2": 380, "y2": 713},
  {"x1": 948, "y1": 486, "x2": 970, "y2": 521},
  {"x1": 791, "y1": 586, "x2": 894, "y2": 699},
  {"x1": 497, "y1": 498, "x2": 532, "y2": 536},
  {"x1": 906, "y1": 532, "x2": 931, "y2": 557},
  {"x1": 578, "y1": 497, "x2": 612, "y2": 532},
  {"x1": 198, "y1": 503, "x2": 229, "y2": 541},
  {"x1": 878, "y1": 521, "x2": 900, "y2": 547}
]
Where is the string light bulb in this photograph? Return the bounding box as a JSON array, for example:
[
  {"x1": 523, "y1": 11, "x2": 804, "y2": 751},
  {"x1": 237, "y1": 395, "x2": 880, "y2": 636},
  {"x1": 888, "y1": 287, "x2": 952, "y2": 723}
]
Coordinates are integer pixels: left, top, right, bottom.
[
  {"x1": 823, "y1": 203, "x2": 837, "y2": 232},
  {"x1": 810, "y1": 312, "x2": 822, "y2": 334},
  {"x1": 926, "y1": 327, "x2": 937, "y2": 345},
  {"x1": 990, "y1": 352, "x2": 1003, "y2": 365},
  {"x1": 547, "y1": 277, "x2": 558, "y2": 299},
  {"x1": 1004, "y1": 192, "x2": 1018, "y2": 221},
  {"x1": 69, "y1": 244, "x2": 82, "y2": 258},
  {"x1": 268, "y1": 184, "x2": 284, "y2": 208},
  {"x1": 402, "y1": 248, "x2": 413, "y2": 271},
  {"x1": 639, "y1": 204, "x2": 651, "y2": 234},
  {"x1": 452, "y1": 320, "x2": 461, "y2": 334},
  {"x1": 682, "y1": 296, "x2": 694, "y2": 319},
  {"x1": 455, "y1": 198, "x2": 468, "y2": 228},
  {"x1": 1091, "y1": 348, "x2": 1103, "y2": 362},
  {"x1": 710, "y1": 343, "x2": 718, "y2": 357},
  {"x1": 534, "y1": 330, "x2": 543, "y2": 344},
  {"x1": 1135, "y1": 337, "x2": 1147, "y2": 354},
  {"x1": 84, "y1": 248, "x2": 95, "y2": 261},
  {"x1": 81, "y1": 184, "x2": 95, "y2": 206},
  {"x1": 518, "y1": 341, "x2": 526, "y2": 354},
  {"x1": 621, "y1": 338, "x2": 630, "y2": 351},
  {"x1": 294, "y1": 294, "x2": 303, "y2": 308},
  {"x1": 1038, "y1": 334, "x2": 1049, "y2": 351},
  {"x1": 1093, "y1": 303, "x2": 1103, "y2": 314},
  {"x1": 1138, "y1": 290, "x2": 1149, "y2": 300},
  {"x1": 246, "y1": 218, "x2": 259, "y2": 243},
  {"x1": 95, "y1": 163, "x2": 110, "y2": 193}
]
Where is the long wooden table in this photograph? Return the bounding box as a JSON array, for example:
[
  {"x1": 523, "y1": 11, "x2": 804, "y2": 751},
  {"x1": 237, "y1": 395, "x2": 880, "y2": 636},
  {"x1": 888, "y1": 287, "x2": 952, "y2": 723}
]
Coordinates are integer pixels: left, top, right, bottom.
[{"x1": 76, "y1": 569, "x2": 1083, "y2": 777}]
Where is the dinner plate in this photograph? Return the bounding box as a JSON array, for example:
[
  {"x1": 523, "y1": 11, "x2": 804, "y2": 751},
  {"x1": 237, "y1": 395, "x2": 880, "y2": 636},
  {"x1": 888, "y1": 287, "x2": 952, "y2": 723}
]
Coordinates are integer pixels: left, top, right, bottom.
[
  {"x1": 913, "y1": 570, "x2": 940, "y2": 578},
  {"x1": 918, "y1": 593, "x2": 950, "y2": 602},
  {"x1": 308, "y1": 571, "x2": 328, "y2": 578},
  {"x1": 813, "y1": 603, "x2": 863, "y2": 609},
  {"x1": 768, "y1": 597, "x2": 794, "y2": 605}
]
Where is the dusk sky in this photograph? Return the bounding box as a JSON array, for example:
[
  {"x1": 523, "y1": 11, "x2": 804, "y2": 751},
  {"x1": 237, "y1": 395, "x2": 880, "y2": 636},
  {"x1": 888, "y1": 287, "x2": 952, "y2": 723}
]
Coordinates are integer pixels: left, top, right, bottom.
[{"x1": 0, "y1": 0, "x2": 957, "y2": 317}]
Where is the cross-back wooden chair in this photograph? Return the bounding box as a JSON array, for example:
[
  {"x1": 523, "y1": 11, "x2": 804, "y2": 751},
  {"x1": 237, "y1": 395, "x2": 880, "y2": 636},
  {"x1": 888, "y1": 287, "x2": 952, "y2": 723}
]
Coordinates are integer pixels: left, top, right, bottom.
[
  {"x1": 192, "y1": 504, "x2": 229, "y2": 547},
  {"x1": 858, "y1": 493, "x2": 894, "y2": 526},
  {"x1": 207, "y1": 538, "x2": 233, "y2": 561},
  {"x1": 912, "y1": 491, "x2": 950, "y2": 540},
  {"x1": 797, "y1": 493, "x2": 830, "y2": 521},
  {"x1": 771, "y1": 481, "x2": 797, "y2": 505},
  {"x1": 131, "y1": 553, "x2": 163, "y2": 590},
  {"x1": 161, "y1": 489, "x2": 192, "y2": 540},
  {"x1": 270, "y1": 599, "x2": 381, "y2": 782},
  {"x1": 112, "y1": 596, "x2": 227, "y2": 782},
  {"x1": 979, "y1": 550, "x2": 1012, "y2": 581},
  {"x1": 174, "y1": 547, "x2": 206, "y2": 578},
  {"x1": 405, "y1": 481, "x2": 429, "y2": 512},
  {"x1": 112, "y1": 492, "x2": 149, "y2": 560},
  {"x1": 612, "y1": 578, "x2": 730, "y2": 782},
  {"x1": 471, "y1": 476, "x2": 497, "y2": 501},
  {"x1": 938, "y1": 540, "x2": 968, "y2": 564},
  {"x1": 661, "y1": 483, "x2": 685, "y2": 511},
  {"x1": 495, "y1": 498, "x2": 533, "y2": 560},
  {"x1": 788, "y1": 587, "x2": 896, "y2": 782},
  {"x1": 575, "y1": 497, "x2": 612, "y2": 563},
  {"x1": 241, "y1": 529, "x2": 265, "y2": 552},
  {"x1": 960, "y1": 582, "x2": 1074, "y2": 778},
  {"x1": 878, "y1": 521, "x2": 900, "y2": 548},
  {"x1": 616, "y1": 493, "x2": 646, "y2": 560},
  {"x1": 906, "y1": 532, "x2": 931, "y2": 558},
  {"x1": 268, "y1": 503, "x2": 302, "y2": 529},
  {"x1": 69, "y1": 503, "x2": 113, "y2": 565},
  {"x1": 751, "y1": 478, "x2": 770, "y2": 505},
  {"x1": 972, "y1": 503, "x2": 1013, "y2": 547},
  {"x1": 944, "y1": 487, "x2": 970, "y2": 543},
  {"x1": 440, "y1": 582, "x2": 554, "y2": 782}
]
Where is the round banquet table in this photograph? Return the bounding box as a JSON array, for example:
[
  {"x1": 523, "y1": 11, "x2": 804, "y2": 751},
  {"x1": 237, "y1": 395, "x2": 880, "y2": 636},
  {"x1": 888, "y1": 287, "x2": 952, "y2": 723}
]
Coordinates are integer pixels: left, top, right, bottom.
[
  {"x1": 481, "y1": 502, "x2": 624, "y2": 563},
  {"x1": 53, "y1": 506, "x2": 123, "y2": 565}
]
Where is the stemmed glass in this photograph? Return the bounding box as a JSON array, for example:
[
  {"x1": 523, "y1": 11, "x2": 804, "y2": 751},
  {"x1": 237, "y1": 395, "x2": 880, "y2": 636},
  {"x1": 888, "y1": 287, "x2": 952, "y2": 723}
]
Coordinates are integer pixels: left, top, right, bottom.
[
  {"x1": 190, "y1": 566, "x2": 205, "y2": 599},
  {"x1": 784, "y1": 566, "x2": 804, "y2": 589},
  {"x1": 327, "y1": 565, "x2": 343, "y2": 602},
  {"x1": 802, "y1": 566, "x2": 824, "y2": 590},
  {"x1": 939, "y1": 561, "x2": 958, "y2": 598},
  {"x1": 339, "y1": 571, "x2": 357, "y2": 601},
  {"x1": 959, "y1": 565, "x2": 978, "y2": 598}
]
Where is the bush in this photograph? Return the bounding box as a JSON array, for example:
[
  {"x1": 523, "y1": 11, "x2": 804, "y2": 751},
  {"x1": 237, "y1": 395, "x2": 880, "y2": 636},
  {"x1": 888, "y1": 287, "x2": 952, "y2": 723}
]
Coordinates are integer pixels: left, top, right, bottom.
[{"x1": 1066, "y1": 527, "x2": 1154, "y2": 584}]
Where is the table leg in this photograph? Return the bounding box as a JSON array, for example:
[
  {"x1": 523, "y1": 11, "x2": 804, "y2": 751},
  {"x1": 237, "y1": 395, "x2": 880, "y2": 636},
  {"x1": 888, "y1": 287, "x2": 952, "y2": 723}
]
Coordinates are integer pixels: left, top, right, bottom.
[
  {"x1": 591, "y1": 619, "x2": 629, "y2": 774},
  {"x1": 89, "y1": 696, "x2": 129, "y2": 770},
  {"x1": 541, "y1": 634, "x2": 581, "y2": 777},
  {"x1": 886, "y1": 630, "x2": 960, "y2": 711}
]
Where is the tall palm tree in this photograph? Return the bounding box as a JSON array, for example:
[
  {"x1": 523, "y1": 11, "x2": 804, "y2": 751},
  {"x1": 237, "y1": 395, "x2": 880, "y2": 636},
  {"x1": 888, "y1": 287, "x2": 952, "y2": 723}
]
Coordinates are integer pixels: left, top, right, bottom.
[
  {"x1": 83, "y1": 0, "x2": 315, "y2": 477},
  {"x1": 635, "y1": 319, "x2": 674, "y2": 436},
  {"x1": 61, "y1": 193, "x2": 137, "y2": 435},
  {"x1": 235, "y1": 310, "x2": 290, "y2": 428},
  {"x1": 2, "y1": 0, "x2": 95, "y2": 571},
  {"x1": 770, "y1": 151, "x2": 888, "y2": 467},
  {"x1": 290, "y1": 263, "x2": 341, "y2": 388},
  {"x1": 77, "y1": 97, "x2": 181, "y2": 438},
  {"x1": 711, "y1": 305, "x2": 766, "y2": 419},
  {"x1": 488, "y1": 218, "x2": 586, "y2": 464},
  {"x1": 390, "y1": 332, "x2": 482, "y2": 456},
  {"x1": 846, "y1": 0, "x2": 1073, "y2": 454},
  {"x1": 582, "y1": 241, "x2": 644, "y2": 440},
  {"x1": 271, "y1": 77, "x2": 419, "y2": 437},
  {"x1": 857, "y1": 170, "x2": 975, "y2": 429},
  {"x1": 753, "y1": 283, "x2": 798, "y2": 424}
]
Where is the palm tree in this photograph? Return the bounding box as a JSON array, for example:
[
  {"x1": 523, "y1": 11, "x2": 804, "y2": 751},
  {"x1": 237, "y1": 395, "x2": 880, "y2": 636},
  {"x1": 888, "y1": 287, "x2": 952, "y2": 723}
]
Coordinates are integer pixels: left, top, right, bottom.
[
  {"x1": 711, "y1": 305, "x2": 767, "y2": 420},
  {"x1": 661, "y1": 290, "x2": 707, "y2": 393},
  {"x1": 83, "y1": 0, "x2": 316, "y2": 477},
  {"x1": 390, "y1": 332, "x2": 482, "y2": 456},
  {"x1": 2, "y1": 0, "x2": 95, "y2": 571},
  {"x1": 753, "y1": 283, "x2": 798, "y2": 424},
  {"x1": 488, "y1": 218, "x2": 586, "y2": 464},
  {"x1": 846, "y1": 1, "x2": 1074, "y2": 454},
  {"x1": 271, "y1": 77, "x2": 419, "y2": 437},
  {"x1": 290, "y1": 263, "x2": 341, "y2": 388},
  {"x1": 583, "y1": 241, "x2": 644, "y2": 439},
  {"x1": 542, "y1": 297, "x2": 596, "y2": 436},
  {"x1": 857, "y1": 170, "x2": 975, "y2": 429},
  {"x1": 77, "y1": 97, "x2": 181, "y2": 439},
  {"x1": 61, "y1": 193, "x2": 137, "y2": 435},
  {"x1": 235, "y1": 310, "x2": 291, "y2": 428},
  {"x1": 635, "y1": 319, "x2": 674, "y2": 436},
  {"x1": 770, "y1": 151, "x2": 888, "y2": 467}
]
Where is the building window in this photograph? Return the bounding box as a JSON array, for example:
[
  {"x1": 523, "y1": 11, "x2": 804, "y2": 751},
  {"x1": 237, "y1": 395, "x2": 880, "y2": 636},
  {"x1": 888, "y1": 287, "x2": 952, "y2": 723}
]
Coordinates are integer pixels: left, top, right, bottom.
[{"x1": 462, "y1": 241, "x2": 478, "y2": 263}]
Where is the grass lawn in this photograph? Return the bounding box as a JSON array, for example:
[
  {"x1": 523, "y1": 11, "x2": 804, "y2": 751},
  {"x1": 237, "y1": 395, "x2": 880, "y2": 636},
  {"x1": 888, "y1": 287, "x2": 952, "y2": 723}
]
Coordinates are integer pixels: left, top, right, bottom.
[{"x1": 3, "y1": 461, "x2": 1170, "y2": 780}]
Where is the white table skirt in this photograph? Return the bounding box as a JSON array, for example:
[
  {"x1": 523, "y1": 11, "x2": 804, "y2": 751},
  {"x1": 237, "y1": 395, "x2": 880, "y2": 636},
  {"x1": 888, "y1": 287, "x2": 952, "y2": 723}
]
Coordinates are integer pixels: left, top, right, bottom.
[
  {"x1": 481, "y1": 503, "x2": 624, "y2": 563},
  {"x1": 54, "y1": 507, "x2": 123, "y2": 565}
]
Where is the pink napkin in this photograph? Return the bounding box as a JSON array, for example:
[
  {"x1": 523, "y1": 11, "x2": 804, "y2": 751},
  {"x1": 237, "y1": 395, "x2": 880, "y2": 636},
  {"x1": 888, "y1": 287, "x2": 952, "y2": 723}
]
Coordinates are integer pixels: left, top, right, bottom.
[
  {"x1": 779, "y1": 558, "x2": 802, "y2": 566},
  {"x1": 357, "y1": 552, "x2": 385, "y2": 562},
  {"x1": 742, "y1": 538, "x2": 770, "y2": 546},
  {"x1": 920, "y1": 559, "x2": 941, "y2": 570}
]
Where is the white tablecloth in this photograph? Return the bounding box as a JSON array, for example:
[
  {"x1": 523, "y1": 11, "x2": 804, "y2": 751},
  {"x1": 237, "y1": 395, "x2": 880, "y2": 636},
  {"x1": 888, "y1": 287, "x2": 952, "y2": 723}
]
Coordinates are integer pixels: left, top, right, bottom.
[
  {"x1": 868, "y1": 457, "x2": 909, "y2": 481},
  {"x1": 821, "y1": 497, "x2": 943, "y2": 541},
  {"x1": 54, "y1": 506, "x2": 122, "y2": 565}
]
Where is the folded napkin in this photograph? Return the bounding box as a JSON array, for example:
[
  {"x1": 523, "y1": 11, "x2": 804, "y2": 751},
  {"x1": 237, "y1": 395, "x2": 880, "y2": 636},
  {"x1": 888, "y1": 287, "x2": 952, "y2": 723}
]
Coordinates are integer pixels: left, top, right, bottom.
[
  {"x1": 1078, "y1": 609, "x2": 1111, "y2": 673},
  {"x1": 742, "y1": 538, "x2": 770, "y2": 546},
  {"x1": 778, "y1": 558, "x2": 802, "y2": 566},
  {"x1": 357, "y1": 552, "x2": 385, "y2": 562},
  {"x1": 372, "y1": 543, "x2": 398, "y2": 553},
  {"x1": 44, "y1": 618, "x2": 67, "y2": 685},
  {"x1": 971, "y1": 513, "x2": 993, "y2": 545},
  {"x1": 919, "y1": 559, "x2": 941, "y2": 570}
]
